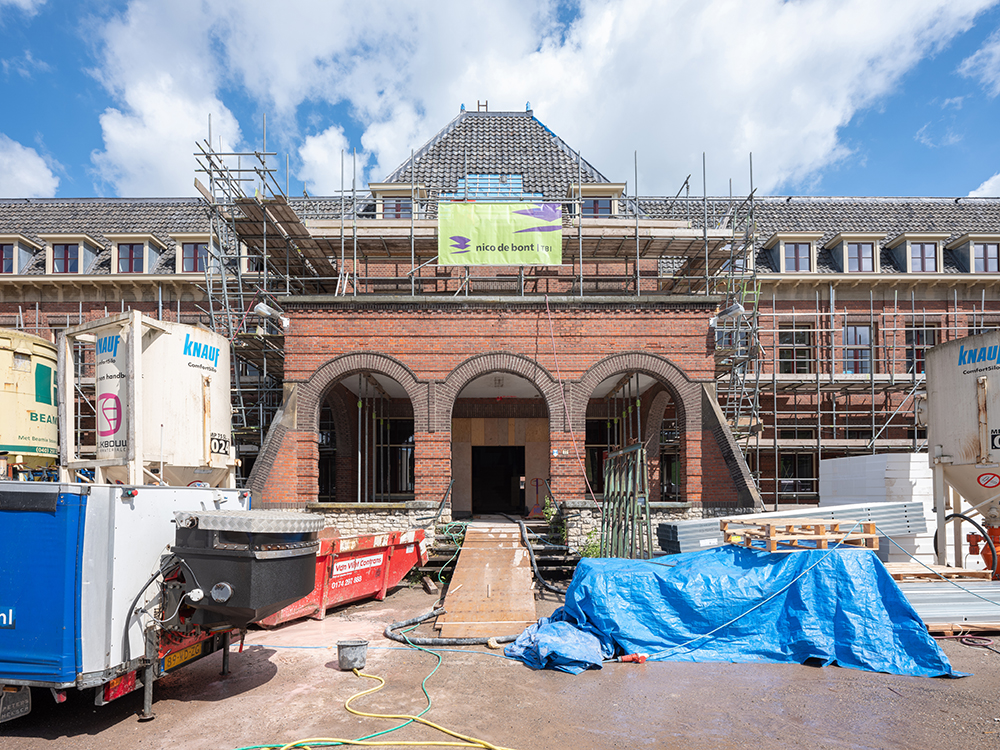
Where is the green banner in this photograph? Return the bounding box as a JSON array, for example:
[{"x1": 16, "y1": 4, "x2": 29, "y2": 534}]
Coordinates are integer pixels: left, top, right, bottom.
[{"x1": 438, "y1": 202, "x2": 562, "y2": 265}]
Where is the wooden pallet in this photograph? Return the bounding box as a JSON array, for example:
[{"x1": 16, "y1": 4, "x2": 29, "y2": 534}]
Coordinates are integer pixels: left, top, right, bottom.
[
  {"x1": 924, "y1": 622, "x2": 1000, "y2": 636},
  {"x1": 884, "y1": 563, "x2": 993, "y2": 582},
  {"x1": 720, "y1": 517, "x2": 878, "y2": 553}
]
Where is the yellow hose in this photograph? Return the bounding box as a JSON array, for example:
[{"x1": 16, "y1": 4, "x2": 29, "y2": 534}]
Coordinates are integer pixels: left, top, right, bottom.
[{"x1": 272, "y1": 669, "x2": 518, "y2": 750}]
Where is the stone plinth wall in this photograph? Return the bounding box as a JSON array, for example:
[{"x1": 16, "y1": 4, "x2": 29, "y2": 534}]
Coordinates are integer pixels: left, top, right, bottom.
[
  {"x1": 560, "y1": 499, "x2": 756, "y2": 553},
  {"x1": 306, "y1": 500, "x2": 452, "y2": 545}
]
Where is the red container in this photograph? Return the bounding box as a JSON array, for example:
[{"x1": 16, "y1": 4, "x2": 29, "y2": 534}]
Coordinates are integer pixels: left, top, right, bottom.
[{"x1": 257, "y1": 529, "x2": 428, "y2": 628}]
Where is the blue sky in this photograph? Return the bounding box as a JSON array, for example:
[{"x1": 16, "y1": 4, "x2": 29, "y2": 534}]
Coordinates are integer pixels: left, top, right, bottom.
[{"x1": 2, "y1": 0, "x2": 1000, "y2": 200}]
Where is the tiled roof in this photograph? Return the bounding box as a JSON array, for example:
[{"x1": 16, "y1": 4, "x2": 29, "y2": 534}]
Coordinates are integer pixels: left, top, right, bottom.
[
  {"x1": 382, "y1": 109, "x2": 610, "y2": 198},
  {"x1": 644, "y1": 196, "x2": 1000, "y2": 273},
  {"x1": 0, "y1": 198, "x2": 209, "y2": 274}
]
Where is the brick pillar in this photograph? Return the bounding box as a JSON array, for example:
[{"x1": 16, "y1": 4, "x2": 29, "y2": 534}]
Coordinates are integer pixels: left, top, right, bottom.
[{"x1": 415, "y1": 431, "x2": 451, "y2": 506}]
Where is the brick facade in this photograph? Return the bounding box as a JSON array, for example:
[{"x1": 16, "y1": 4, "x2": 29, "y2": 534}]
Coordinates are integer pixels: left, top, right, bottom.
[{"x1": 248, "y1": 296, "x2": 761, "y2": 517}]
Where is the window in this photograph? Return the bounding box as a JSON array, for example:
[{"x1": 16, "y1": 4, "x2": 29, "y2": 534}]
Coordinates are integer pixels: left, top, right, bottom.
[
  {"x1": 53, "y1": 243, "x2": 78, "y2": 273},
  {"x1": 911, "y1": 242, "x2": 937, "y2": 272},
  {"x1": 974, "y1": 242, "x2": 999, "y2": 273},
  {"x1": 182, "y1": 242, "x2": 208, "y2": 273},
  {"x1": 784, "y1": 242, "x2": 810, "y2": 271},
  {"x1": 843, "y1": 325, "x2": 871, "y2": 374},
  {"x1": 779, "y1": 453, "x2": 816, "y2": 496},
  {"x1": 318, "y1": 404, "x2": 337, "y2": 501},
  {"x1": 375, "y1": 419, "x2": 415, "y2": 497},
  {"x1": 0, "y1": 243, "x2": 12, "y2": 274},
  {"x1": 118, "y1": 243, "x2": 144, "y2": 273},
  {"x1": 847, "y1": 242, "x2": 874, "y2": 272},
  {"x1": 383, "y1": 198, "x2": 412, "y2": 219},
  {"x1": 582, "y1": 198, "x2": 612, "y2": 216},
  {"x1": 905, "y1": 326, "x2": 936, "y2": 374},
  {"x1": 778, "y1": 325, "x2": 813, "y2": 374},
  {"x1": 660, "y1": 417, "x2": 681, "y2": 502},
  {"x1": 585, "y1": 419, "x2": 611, "y2": 496}
]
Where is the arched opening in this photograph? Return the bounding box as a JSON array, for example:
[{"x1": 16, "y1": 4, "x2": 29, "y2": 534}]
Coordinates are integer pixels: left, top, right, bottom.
[
  {"x1": 585, "y1": 372, "x2": 683, "y2": 504},
  {"x1": 316, "y1": 372, "x2": 415, "y2": 503},
  {"x1": 450, "y1": 372, "x2": 551, "y2": 518}
]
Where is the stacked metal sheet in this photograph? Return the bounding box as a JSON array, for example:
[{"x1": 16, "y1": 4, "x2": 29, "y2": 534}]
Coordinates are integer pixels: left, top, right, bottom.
[
  {"x1": 656, "y1": 502, "x2": 928, "y2": 555},
  {"x1": 898, "y1": 581, "x2": 1000, "y2": 626}
]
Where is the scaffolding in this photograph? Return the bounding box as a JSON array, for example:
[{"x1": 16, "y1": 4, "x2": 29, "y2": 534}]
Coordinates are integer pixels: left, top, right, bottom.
[{"x1": 722, "y1": 288, "x2": 1000, "y2": 509}]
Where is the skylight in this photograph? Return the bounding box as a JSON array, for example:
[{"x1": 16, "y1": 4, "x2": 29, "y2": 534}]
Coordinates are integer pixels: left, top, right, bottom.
[{"x1": 441, "y1": 174, "x2": 543, "y2": 201}]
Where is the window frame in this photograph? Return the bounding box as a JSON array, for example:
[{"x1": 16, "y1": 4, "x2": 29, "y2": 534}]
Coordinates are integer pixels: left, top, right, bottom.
[
  {"x1": 846, "y1": 242, "x2": 875, "y2": 273},
  {"x1": 52, "y1": 243, "x2": 79, "y2": 274},
  {"x1": 843, "y1": 324, "x2": 872, "y2": 375},
  {"x1": 911, "y1": 242, "x2": 938, "y2": 272},
  {"x1": 904, "y1": 325, "x2": 936, "y2": 374},
  {"x1": 117, "y1": 243, "x2": 144, "y2": 274},
  {"x1": 777, "y1": 324, "x2": 814, "y2": 374},
  {"x1": 181, "y1": 241, "x2": 208, "y2": 274},
  {"x1": 784, "y1": 242, "x2": 811, "y2": 272},
  {"x1": 778, "y1": 452, "x2": 817, "y2": 497},
  {"x1": 974, "y1": 242, "x2": 999, "y2": 273},
  {"x1": 0, "y1": 243, "x2": 13, "y2": 274}
]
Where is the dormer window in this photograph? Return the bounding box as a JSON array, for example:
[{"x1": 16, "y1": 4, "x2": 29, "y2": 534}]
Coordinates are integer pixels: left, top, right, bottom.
[
  {"x1": 567, "y1": 183, "x2": 626, "y2": 216},
  {"x1": 824, "y1": 233, "x2": 882, "y2": 273},
  {"x1": 764, "y1": 233, "x2": 821, "y2": 273},
  {"x1": 383, "y1": 197, "x2": 412, "y2": 219},
  {"x1": 367, "y1": 182, "x2": 427, "y2": 219},
  {"x1": 975, "y1": 242, "x2": 999, "y2": 273},
  {"x1": 886, "y1": 232, "x2": 946, "y2": 273},
  {"x1": 785, "y1": 243, "x2": 811, "y2": 271},
  {"x1": 104, "y1": 234, "x2": 165, "y2": 274},
  {"x1": 911, "y1": 242, "x2": 937, "y2": 272},
  {"x1": 847, "y1": 242, "x2": 875, "y2": 272},
  {"x1": 39, "y1": 234, "x2": 100, "y2": 275},
  {"x1": 118, "y1": 243, "x2": 143, "y2": 273},
  {"x1": 183, "y1": 242, "x2": 208, "y2": 273},
  {"x1": 0, "y1": 235, "x2": 42, "y2": 275},
  {"x1": 53, "y1": 243, "x2": 78, "y2": 273},
  {"x1": 582, "y1": 199, "x2": 612, "y2": 216}
]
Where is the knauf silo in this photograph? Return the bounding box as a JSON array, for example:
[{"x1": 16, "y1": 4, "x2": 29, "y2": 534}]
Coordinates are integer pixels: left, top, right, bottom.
[
  {"x1": 0, "y1": 329, "x2": 58, "y2": 474},
  {"x1": 59, "y1": 311, "x2": 235, "y2": 487},
  {"x1": 924, "y1": 331, "x2": 1000, "y2": 571}
]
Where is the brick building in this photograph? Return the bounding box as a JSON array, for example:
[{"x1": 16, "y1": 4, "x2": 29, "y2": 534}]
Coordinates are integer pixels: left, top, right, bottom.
[{"x1": 2, "y1": 106, "x2": 999, "y2": 525}]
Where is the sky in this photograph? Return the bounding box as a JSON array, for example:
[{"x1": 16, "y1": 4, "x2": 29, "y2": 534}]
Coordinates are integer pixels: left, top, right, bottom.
[{"x1": 2, "y1": 0, "x2": 1000, "y2": 200}]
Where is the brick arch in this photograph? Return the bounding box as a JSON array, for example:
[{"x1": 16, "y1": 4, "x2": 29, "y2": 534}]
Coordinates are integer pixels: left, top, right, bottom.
[
  {"x1": 296, "y1": 352, "x2": 429, "y2": 433},
  {"x1": 570, "y1": 352, "x2": 702, "y2": 435},
  {"x1": 435, "y1": 352, "x2": 565, "y2": 432}
]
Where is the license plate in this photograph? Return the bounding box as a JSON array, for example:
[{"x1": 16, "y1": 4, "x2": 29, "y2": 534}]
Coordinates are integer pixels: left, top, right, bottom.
[
  {"x1": 0, "y1": 685, "x2": 31, "y2": 723},
  {"x1": 163, "y1": 642, "x2": 204, "y2": 671}
]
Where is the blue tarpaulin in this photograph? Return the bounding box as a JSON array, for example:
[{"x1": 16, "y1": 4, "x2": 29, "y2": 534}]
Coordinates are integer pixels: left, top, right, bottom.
[{"x1": 505, "y1": 546, "x2": 959, "y2": 677}]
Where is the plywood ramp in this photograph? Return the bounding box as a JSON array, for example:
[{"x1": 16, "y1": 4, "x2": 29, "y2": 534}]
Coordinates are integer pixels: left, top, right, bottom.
[{"x1": 435, "y1": 523, "x2": 537, "y2": 638}]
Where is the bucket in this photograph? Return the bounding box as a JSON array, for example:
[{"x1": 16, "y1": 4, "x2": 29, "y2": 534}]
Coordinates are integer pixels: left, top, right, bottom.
[{"x1": 337, "y1": 639, "x2": 369, "y2": 671}]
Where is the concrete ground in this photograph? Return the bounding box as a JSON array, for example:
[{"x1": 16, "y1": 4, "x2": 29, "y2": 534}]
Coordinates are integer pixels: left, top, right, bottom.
[{"x1": 3, "y1": 585, "x2": 1000, "y2": 750}]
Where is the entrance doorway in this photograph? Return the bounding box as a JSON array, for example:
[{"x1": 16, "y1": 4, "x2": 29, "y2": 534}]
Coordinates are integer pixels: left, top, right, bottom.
[{"x1": 471, "y1": 446, "x2": 525, "y2": 515}]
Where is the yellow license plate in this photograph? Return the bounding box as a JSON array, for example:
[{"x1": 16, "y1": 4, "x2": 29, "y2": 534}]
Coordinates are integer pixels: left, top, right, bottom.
[{"x1": 164, "y1": 642, "x2": 204, "y2": 671}]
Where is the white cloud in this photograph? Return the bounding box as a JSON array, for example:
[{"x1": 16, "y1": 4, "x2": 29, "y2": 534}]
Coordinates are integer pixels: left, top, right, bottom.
[
  {"x1": 298, "y1": 125, "x2": 369, "y2": 195},
  {"x1": 0, "y1": 0, "x2": 45, "y2": 19},
  {"x1": 959, "y1": 27, "x2": 1000, "y2": 97},
  {"x1": 970, "y1": 172, "x2": 1000, "y2": 196},
  {"x1": 0, "y1": 132, "x2": 59, "y2": 197},
  {"x1": 88, "y1": 1, "x2": 242, "y2": 196},
  {"x1": 1, "y1": 49, "x2": 50, "y2": 78},
  {"x1": 89, "y1": 0, "x2": 997, "y2": 196}
]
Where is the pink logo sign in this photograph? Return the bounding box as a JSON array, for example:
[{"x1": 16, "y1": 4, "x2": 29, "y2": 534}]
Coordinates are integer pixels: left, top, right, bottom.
[{"x1": 98, "y1": 393, "x2": 122, "y2": 436}]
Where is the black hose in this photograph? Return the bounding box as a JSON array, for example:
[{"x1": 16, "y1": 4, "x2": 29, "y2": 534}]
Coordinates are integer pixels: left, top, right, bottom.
[
  {"x1": 932, "y1": 512, "x2": 999, "y2": 578},
  {"x1": 384, "y1": 608, "x2": 521, "y2": 646},
  {"x1": 515, "y1": 519, "x2": 567, "y2": 595}
]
